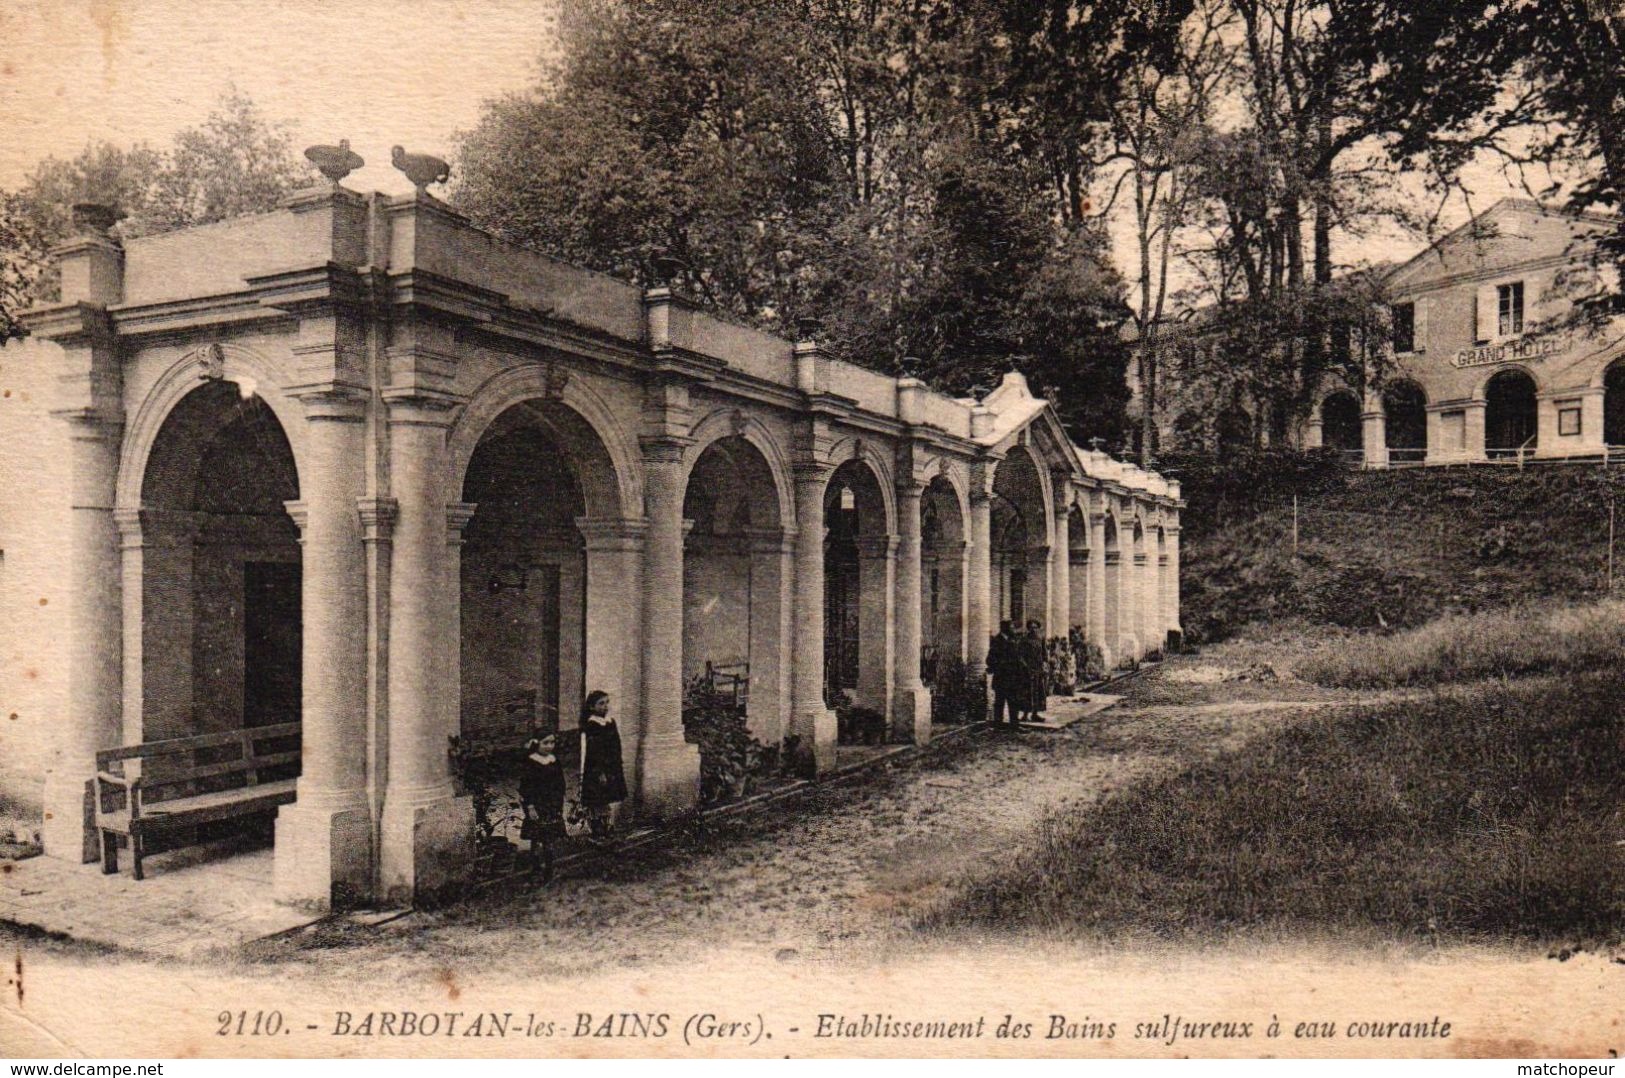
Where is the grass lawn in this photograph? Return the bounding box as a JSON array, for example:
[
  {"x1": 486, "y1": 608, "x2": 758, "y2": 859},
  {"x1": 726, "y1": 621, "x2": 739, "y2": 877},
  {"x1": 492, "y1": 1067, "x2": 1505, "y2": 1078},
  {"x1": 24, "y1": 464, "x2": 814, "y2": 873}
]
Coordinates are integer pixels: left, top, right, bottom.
[
  {"x1": 926, "y1": 670, "x2": 1624, "y2": 944},
  {"x1": 1296, "y1": 598, "x2": 1625, "y2": 689}
]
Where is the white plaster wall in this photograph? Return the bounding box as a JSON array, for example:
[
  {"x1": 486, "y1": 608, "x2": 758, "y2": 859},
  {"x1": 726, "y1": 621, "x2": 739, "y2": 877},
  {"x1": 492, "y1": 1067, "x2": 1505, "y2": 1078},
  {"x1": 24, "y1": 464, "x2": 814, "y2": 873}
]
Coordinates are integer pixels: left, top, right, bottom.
[{"x1": 0, "y1": 336, "x2": 71, "y2": 824}]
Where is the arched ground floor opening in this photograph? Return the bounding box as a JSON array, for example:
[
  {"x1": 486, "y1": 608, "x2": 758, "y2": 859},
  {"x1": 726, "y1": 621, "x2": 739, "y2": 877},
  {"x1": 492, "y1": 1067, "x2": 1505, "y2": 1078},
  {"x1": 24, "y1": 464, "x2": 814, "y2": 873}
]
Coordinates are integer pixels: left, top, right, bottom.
[
  {"x1": 1384, "y1": 381, "x2": 1428, "y2": 464},
  {"x1": 1322, "y1": 391, "x2": 1363, "y2": 461},
  {"x1": 1485, "y1": 368, "x2": 1539, "y2": 458}
]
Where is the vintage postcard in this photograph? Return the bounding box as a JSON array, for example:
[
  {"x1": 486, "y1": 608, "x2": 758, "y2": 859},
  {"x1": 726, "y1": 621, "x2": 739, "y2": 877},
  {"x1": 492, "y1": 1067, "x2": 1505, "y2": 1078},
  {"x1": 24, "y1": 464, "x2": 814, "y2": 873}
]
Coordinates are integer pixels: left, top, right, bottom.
[{"x1": 0, "y1": 0, "x2": 1620, "y2": 1062}]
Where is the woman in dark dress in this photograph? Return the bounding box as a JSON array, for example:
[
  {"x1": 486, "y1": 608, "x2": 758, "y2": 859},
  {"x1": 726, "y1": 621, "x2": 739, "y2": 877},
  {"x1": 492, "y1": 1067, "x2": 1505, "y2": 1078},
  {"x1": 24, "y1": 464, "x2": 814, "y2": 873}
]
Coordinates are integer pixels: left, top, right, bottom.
[{"x1": 578, "y1": 690, "x2": 627, "y2": 840}]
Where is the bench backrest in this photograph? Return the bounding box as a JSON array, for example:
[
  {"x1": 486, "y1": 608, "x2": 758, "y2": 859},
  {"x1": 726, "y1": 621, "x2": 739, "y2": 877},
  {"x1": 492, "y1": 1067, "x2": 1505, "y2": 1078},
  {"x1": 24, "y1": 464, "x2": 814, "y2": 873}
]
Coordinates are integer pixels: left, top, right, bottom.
[{"x1": 96, "y1": 722, "x2": 301, "y2": 802}]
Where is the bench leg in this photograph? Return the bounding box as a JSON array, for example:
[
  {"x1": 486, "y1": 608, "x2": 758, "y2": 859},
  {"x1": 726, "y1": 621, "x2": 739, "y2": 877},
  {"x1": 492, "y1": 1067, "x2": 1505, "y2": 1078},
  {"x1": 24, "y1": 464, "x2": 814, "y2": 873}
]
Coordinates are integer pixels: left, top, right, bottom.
[
  {"x1": 99, "y1": 829, "x2": 119, "y2": 875},
  {"x1": 131, "y1": 831, "x2": 144, "y2": 882}
]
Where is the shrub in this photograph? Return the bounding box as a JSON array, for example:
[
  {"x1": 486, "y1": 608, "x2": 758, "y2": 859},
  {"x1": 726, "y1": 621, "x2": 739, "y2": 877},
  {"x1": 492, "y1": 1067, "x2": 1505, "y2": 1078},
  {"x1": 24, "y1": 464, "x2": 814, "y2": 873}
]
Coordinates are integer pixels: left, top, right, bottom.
[{"x1": 931, "y1": 657, "x2": 984, "y2": 724}]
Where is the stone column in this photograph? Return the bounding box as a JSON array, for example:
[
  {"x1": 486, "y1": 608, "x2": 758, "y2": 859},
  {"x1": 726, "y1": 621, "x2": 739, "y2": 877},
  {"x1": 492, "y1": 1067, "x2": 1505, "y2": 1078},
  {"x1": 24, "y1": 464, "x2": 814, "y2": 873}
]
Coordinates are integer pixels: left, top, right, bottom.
[
  {"x1": 791, "y1": 464, "x2": 837, "y2": 770},
  {"x1": 1361, "y1": 391, "x2": 1388, "y2": 470},
  {"x1": 379, "y1": 394, "x2": 472, "y2": 906},
  {"x1": 1087, "y1": 510, "x2": 1110, "y2": 670},
  {"x1": 1122, "y1": 543, "x2": 1144, "y2": 662},
  {"x1": 42, "y1": 412, "x2": 123, "y2": 863},
  {"x1": 357, "y1": 497, "x2": 397, "y2": 859},
  {"x1": 1165, "y1": 525, "x2": 1183, "y2": 642},
  {"x1": 966, "y1": 485, "x2": 992, "y2": 677},
  {"x1": 576, "y1": 518, "x2": 647, "y2": 765},
  {"x1": 1465, "y1": 400, "x2": 1488, "y2": 462},
  {"x1": 746, "y1": 528, "x2": 795, "y2": 745},
  {"x1": 854, "y1": 534, "x2": 897, "y2": 722},
  {"x1": 1050, "y1": 494, "x2": 1072, "y2": 637},
  {"x1": 1069, "y1": 545, "x2": 1089, "y2": 637},
  {"x1": 892, "y1": 482, "x2": 930, "y2": 744},
  {"x1": 1026, "y1": 543, "x2": 1051, "y2": 632},
  {"x1": 275, "y1": 389, "x2": 372, "y2": 909},
  {"x1": 638, "y1": 436, "x2": 701, "y2": 816},
  {"x1": 1136, "y1": 538, "x2": 1156, "y2": 657},
  {"x1": 444, "y1": 501, "x2": 476, "y2": 746}
]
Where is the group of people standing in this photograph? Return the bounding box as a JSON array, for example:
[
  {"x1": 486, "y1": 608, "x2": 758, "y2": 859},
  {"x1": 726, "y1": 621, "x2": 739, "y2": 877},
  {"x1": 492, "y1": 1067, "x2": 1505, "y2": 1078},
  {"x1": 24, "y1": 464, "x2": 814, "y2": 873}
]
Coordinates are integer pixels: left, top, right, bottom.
[
  {"x1": 516, "y1": 688, "x2": 627, "y2": 879},
  {"x1": 986, "y1": 619, "x2": 1053, "y2": 726}
]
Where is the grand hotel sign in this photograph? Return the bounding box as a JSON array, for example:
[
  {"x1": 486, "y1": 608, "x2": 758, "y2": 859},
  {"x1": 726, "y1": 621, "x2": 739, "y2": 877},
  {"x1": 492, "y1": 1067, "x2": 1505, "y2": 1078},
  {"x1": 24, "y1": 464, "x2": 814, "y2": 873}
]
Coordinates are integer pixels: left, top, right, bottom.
[{"x1": 1452, "y1": 332, "x2": 1573, "y2": 369}]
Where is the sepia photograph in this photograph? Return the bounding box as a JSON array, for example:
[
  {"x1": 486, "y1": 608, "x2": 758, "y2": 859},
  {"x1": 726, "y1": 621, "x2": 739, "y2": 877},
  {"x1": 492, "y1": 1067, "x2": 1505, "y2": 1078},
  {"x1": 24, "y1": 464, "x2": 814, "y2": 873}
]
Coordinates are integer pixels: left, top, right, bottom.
[{"x1": 0, "y1": 0, "x2": 1620, "y2": 1063}]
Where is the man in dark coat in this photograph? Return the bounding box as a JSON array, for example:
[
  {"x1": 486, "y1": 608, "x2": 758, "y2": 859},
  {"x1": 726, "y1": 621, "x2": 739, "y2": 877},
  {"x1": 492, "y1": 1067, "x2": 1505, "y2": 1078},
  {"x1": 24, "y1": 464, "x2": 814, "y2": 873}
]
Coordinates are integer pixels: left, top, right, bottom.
[
  {"x1": 1019, "y1": 619, "x2": 1048, "y2": 722},
  {"x1": 987, "y1": 620, "x2": 1020, "y2": 726}
]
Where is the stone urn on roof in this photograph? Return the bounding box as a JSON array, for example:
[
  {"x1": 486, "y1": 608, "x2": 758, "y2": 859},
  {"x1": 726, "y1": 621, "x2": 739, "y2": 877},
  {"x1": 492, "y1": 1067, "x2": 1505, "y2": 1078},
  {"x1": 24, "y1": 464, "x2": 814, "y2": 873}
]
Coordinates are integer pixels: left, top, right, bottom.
[
  {"x1": 304, "y1": 139, "x2": 365, "y2": 186},
  {"x1": 392, "y1": 145, "x2": 451, "y2": 195}
]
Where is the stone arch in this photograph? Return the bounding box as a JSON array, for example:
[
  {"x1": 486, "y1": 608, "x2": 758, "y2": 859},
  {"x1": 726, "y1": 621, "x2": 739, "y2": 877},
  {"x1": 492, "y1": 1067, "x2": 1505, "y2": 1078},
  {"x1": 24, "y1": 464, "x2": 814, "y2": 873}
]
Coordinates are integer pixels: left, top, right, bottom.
[
  {"x1": 822, "y1": 454, "x2": 894, "y2": 720},
  {"x1": 1319, "y1": 389, "x2": 1363, "y2": 457},
  {"x1": 684, "y1": 408, "x2": 794, "y2": 530},
  {"x1": 132, "y1": 376, "x2": 305, "y2": 743},
  {"x1": 681, "y1": 432, "x2": 792, "y2": 748},
  {"x1": 1483, "y1": 366, "x2": 1539, "y2": 457},
  {"x1": 1382, "y1": 379, "x2": 1428, "y2": 463},
  {"x1": 118, "y1": 341, "x2": 308, "y2": 510},
  {"x1": 920, "y1": 470, "x2": 969, "y2": 685},
  {"x1": 991, "y1": 444, "x2": 1052, "y2": 631},
  {"x1": 824, "y1": 435, "x2": 898, "y2": 536},
  {"x1": 1604, "y1": 357, "x2": 1625, "y2": 446},
  {"x1": 450, "y1": 364, "x2": 642, "y2": 520}
]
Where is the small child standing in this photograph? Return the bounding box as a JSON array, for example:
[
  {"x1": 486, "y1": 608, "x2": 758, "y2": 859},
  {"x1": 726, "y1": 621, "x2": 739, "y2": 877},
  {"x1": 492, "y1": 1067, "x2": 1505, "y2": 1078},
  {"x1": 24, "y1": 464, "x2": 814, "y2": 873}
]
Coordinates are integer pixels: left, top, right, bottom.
[{"x1": 518, "y1": 730, "x2": 566, "y2": 880}]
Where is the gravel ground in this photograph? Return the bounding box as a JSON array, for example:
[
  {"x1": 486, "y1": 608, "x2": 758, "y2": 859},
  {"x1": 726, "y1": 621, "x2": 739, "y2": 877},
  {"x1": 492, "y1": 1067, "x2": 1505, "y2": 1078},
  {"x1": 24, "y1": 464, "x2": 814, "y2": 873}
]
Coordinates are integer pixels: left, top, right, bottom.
[{"x1": 241, "y1": 642, "x2": 1384, "y2": 987}]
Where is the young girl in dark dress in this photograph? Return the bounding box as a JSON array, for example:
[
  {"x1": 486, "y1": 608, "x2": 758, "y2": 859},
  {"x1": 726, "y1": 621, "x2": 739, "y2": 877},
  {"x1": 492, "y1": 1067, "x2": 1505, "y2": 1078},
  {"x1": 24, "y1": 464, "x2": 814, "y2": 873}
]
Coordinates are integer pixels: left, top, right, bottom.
[
  {"x1": 518, "y1": 729, "x2": 566, "y2": 879},
  {"x1": 578, "y1": 690, "x2": 626, "y2": 840}
]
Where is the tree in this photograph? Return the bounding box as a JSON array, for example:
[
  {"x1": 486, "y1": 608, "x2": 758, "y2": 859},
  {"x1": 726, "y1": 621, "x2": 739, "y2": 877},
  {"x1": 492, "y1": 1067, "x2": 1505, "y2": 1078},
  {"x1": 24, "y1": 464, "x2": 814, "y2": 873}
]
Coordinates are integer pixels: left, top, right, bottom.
[
  {"x1": 1095, "y1": 0, "x2": 1237, "y2": 463},
  {"x1": 0, "y1": 92, "x2": 309, "y2": 340},
  {"x1": 456, "y1": 0, "x2": 1142, "y2": 441}
]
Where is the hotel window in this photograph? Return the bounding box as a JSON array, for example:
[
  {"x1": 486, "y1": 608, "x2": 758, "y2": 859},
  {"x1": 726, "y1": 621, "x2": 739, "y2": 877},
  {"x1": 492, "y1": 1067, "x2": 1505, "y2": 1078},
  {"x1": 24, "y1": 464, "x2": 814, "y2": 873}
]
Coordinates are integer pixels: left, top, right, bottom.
[
  {"x1": 1498, "y1": 281, "x2": 1524, "y2": 337},
  {"x1": 1391, "y1": 302, "x2": 1415, "y2": 353}
]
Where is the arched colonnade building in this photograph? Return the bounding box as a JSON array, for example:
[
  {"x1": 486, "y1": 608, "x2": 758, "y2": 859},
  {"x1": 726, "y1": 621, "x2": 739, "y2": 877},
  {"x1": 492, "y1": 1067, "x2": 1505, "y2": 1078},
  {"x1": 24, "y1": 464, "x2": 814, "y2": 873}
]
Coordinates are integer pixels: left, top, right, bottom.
[{"x1": 11, "y1": 184, "x2": 1179, "y2": 908}]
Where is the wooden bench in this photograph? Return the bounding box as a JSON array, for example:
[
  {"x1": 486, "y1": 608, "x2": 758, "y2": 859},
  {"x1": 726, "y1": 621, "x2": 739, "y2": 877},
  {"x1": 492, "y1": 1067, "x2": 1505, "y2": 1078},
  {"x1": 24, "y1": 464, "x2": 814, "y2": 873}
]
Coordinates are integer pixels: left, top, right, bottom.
[
  {"x1": 94, "y1": 722, "x2": 301, "y2": 880},
  {"x1": 702, "y1": 659, "x2": 750, "y2": 711}
]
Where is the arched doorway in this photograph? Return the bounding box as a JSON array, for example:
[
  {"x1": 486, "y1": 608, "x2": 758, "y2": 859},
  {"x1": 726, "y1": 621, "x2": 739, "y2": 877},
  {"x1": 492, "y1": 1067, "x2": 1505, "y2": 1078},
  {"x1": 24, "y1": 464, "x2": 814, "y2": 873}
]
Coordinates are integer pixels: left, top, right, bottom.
[
  {"x1": 1606, "y1": 359, "x2": 1625, "y2": 447},
  {"x1": 1485, "y1": 368, "x2": 1538, "y2": 458},
  {"x1": 1321, "y1": 391, "x2": 1362, "y2": 461},
  {"x1": 920, "y1": 475, "x2": 966, "y2": 694},
  {"x1": 1383, "y1": 381, "x2": 1428, "y2": 464},
  {"x1": 138, "y1": 380, "x2": 302, "y2": 743},
  {"x1": 459, "y1": 401, "x2": 622, "y2": 753},
  {"x1": 823, "y1": 458, "x2": 891, "y2": 725},
  {"x1": 682, "y1": 436, "x2": 788, "y2": 744},
  {"x1": 1217, "y1": 406, "x2": 1253, "y2": 458},
  {"x1": 992, "y1": 450, "x2": 1050, "y2": 634}
]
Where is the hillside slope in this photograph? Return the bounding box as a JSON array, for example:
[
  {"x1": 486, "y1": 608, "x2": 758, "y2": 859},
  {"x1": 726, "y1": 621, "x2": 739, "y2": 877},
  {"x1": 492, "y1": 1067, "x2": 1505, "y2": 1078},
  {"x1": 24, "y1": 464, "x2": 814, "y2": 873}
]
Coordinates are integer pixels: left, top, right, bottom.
[{"x1": 1180, "y1": 463, "x2": 1625, "y2": 642}]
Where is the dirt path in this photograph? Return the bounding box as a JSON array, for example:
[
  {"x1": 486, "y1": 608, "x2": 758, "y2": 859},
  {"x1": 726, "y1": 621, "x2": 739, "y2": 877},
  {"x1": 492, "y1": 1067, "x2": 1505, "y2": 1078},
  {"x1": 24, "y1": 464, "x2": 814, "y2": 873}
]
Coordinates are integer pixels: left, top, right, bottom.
[{"x1": 244, "y1": 653, "x2": 1383, "y2": 987}]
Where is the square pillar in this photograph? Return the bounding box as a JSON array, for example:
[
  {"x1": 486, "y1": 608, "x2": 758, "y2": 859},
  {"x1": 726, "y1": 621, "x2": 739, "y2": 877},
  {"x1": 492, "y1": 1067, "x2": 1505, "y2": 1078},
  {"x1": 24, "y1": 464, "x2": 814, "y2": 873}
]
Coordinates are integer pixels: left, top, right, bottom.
[
  {"x1": 1049, "y1": 490, "x2": 1072, "y2": 640},
  {"x1": 275, "y1": 388, "x2": 374, "y2": 909},
  {"x1": 792, "y1": 464, "x2": 838, "y2": 771},
  {"x1": 892, "y1": 481, "x2": 930, "y2": 744},
  {"x1": 638, "y1": 435, "x2": 702, "y2": 816},
  {"x1": 1361, "y1": 393, "x2": 1388, "y2": 470},
  {"x1": 1087, "y1": 511, "x2": 1111, "y2": 671},
  {"x1": 746, "y1": 529, "x2": 795, "y2": 745},
  {"x1": 378, "y1": 392, "x2": 473, "y2": 907},
  {"x1": 576, "y1": 517, "x2": 648, "y2": 762}
]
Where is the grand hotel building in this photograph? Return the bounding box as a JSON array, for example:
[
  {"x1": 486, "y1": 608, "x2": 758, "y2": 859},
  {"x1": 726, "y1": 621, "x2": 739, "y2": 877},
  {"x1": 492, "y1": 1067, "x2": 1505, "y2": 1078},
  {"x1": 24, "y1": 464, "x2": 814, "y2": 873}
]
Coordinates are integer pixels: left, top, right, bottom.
[{"x1": 1143, "y1": 200, "x2": 1625, "y2": 465}]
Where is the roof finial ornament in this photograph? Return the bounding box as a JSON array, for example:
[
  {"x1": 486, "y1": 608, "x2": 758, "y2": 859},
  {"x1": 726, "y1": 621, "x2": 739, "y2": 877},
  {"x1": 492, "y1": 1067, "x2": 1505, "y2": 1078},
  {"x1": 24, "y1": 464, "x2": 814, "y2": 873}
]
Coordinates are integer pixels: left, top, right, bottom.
[
  {"x1": 391, "y1": 145, "x2": 451, "y2": 194},
  {"x1": 304, "y1": 139, "x2": 364, "y2": 186}
]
